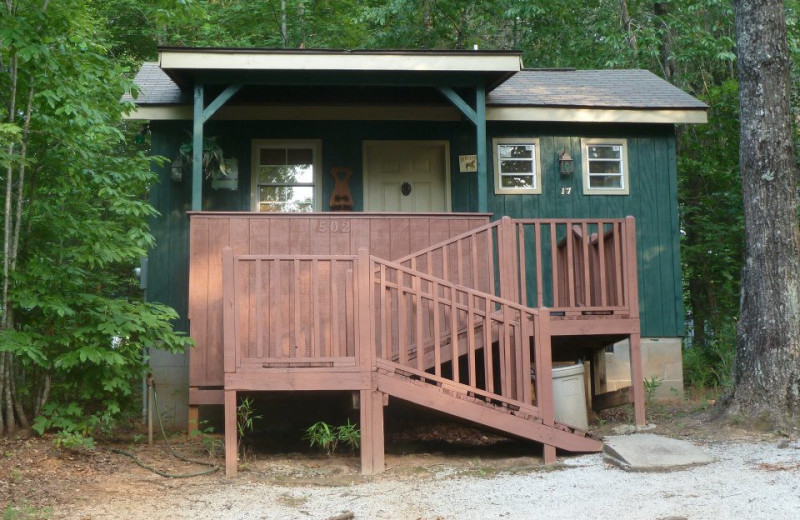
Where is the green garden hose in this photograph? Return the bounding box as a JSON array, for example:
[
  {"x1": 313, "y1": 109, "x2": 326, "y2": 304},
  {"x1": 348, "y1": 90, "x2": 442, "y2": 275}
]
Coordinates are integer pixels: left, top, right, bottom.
[{"x1": 111, "y1": 384, "x2": 220, "y2": 478}]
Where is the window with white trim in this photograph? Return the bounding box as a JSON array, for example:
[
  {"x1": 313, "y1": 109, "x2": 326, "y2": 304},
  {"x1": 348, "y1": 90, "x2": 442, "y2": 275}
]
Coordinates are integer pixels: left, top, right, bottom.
[
  {"x1": 251, "y1": 140, "x2": 320, "y2": 212},
  {"x1": 582, "y1": 139, "x2": 629, "y2": 195},
  {"x1": 493, "y1": 138, "x2": 541, "y2": 194}
]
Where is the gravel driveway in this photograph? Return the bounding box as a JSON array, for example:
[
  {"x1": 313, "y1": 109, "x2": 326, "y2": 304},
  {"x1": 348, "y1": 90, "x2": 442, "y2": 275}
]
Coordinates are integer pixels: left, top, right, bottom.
[{"x1": 57, "y1": 440, "x2": 800, "y2": 520}]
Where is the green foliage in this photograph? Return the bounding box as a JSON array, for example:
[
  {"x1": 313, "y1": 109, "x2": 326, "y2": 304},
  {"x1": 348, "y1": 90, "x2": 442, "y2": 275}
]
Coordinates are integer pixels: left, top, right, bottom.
[
  {"x1": 175, "y1": 134, "x2": 228, "y2": 179},
  {"x1": 336, "y1": 419, "x2": 361, "y2": 455},
  {"x1": 643, "y1": 375, "x2": 663, "y2": 406},
  {"x1": 683, "y1": 322, "x2": 736, "y2": 391},
  {"x1": 190, "y1": 420, "x2": 224, "y2": 457},
  {"x1": 1, "y1": 0, "x2": 192, "y2": 439},
  {"x1": 302, "y1": 420, "x2": 360, "y2": 456},
  {"x1": 236, "y1": 397, "x2": 262, "y2": 439},
  {"x1": 303, "y1": 421, "x2": 338, "y2": 455},
  {"x1": 3, "y1": 503, "x2": 52, "y2": 520}
]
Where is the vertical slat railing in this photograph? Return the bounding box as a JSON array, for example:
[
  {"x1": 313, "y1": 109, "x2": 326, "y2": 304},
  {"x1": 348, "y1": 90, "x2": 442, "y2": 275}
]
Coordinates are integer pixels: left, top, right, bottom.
[
  {"x1": 370, "y1": 256, "x2": 539, "y2": 410},
  {"x1": 512, "y1": 218, "x2": 634, "y2": 314},
  {"x1": 223, "y1": 254, "x2": 358, "y2": 367}
]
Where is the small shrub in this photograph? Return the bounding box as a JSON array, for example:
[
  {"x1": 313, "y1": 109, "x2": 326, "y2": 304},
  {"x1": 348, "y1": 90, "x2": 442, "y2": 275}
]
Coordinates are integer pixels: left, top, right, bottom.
[
  {"x1": 303, "y1": 420, "x2": 361, "y2": 456},
  {"x1": 643, "y1": 374, "x2": 662, "y2": 405},
  {"x1": 336, "y1": 420, "x2": 361, "y2": 455},
  {"x1": 683, "y1": 322, "x2": 736, "y2": 391},
  {"x1": 303, "y1": 421, "x2": 338, "y2": 455},
  {"x1": 236, "y1": 397, "x2": 262, "y2": 461}
]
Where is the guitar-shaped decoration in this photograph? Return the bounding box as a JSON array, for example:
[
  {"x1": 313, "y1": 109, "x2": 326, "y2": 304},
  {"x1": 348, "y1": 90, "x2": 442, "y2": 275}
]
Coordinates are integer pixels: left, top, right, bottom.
[{"x1": 329, "y1": 167, "x2": 354, "y2": 211}]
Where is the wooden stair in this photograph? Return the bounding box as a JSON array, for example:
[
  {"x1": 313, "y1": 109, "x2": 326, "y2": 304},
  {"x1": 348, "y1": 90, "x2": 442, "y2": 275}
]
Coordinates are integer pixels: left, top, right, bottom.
[{"x1": 375, "y1": 359, "x2": 601, "y2": 453}]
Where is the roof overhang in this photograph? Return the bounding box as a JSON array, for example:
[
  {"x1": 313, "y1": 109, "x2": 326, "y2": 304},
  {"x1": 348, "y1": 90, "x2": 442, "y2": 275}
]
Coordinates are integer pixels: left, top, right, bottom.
[
  {"x1": 157, "y1": 47, "x2": 522, "y2": 90},
  {"x1": 125, "y1": 104, "x2": 708, "y2": 124},
  {"x1": 487, "y1": 106, "x2": 708, "y2": 124}
]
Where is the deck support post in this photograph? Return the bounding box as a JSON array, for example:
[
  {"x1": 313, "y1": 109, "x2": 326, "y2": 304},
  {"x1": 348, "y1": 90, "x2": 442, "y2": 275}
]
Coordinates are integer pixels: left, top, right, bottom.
[
  {"x1": 187, "y1": 405, "x2": 199, "y2": 439},
  {"x1": 629, "y1": 333, "x2": 646, "y2": 426},
  {"x1": 359, "y1": 387, "x2": 385, "y2": 475},
  {"x1": 622, "y1": 216, "x2": 645, "y2": 426},
  {"x1": 355, "y1": 248, "x2": 385, "y2": 474},
  {"x1": 224, "y1": 389, "x2": 237, "y2": 477},
  {"x1": 535, "y1": 312, "x2": 557, "y2": 465}
]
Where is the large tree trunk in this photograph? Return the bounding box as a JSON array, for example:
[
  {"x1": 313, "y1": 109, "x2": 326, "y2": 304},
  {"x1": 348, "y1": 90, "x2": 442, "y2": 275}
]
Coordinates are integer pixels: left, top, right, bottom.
[{"x1": 729, "y1": 0, "x2": 800, "y2": 424}]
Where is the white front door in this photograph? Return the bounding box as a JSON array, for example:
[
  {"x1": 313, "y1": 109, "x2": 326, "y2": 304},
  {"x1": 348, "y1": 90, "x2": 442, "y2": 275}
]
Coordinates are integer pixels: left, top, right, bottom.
[{"x1": 364, "y1": 141, "x2": 450, "y2": 212}]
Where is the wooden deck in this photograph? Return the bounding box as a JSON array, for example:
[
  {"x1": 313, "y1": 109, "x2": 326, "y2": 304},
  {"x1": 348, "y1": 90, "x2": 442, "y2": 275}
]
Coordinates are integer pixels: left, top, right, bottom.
[{"x1": 187, "y1": 212, "x2": 645, "y2": 476}]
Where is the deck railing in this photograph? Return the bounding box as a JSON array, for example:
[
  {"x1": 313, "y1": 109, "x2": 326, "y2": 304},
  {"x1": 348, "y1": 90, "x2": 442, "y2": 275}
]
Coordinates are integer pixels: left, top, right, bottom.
[
  {"x1": 394, "y1": 216, "x2": 638, "y2": 316},
  {"x1": 369, "y1": 254, "x2": 552, "y2": 413},
  {"x1": 222, "y1": 251, "x2": 359, "y2": 372}
]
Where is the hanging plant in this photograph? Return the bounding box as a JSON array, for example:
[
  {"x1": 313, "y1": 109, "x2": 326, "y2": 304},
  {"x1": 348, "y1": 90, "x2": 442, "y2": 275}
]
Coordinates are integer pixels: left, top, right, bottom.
[{"x1": 172, "y1": 134, "x2": 228, "y2": 180}]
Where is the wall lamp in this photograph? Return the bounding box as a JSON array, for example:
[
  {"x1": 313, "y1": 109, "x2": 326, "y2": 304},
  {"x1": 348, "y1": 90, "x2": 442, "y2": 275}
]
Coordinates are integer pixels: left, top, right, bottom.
[{"x1": 558, "y1": 148, "x2": 574, "y2": 175}]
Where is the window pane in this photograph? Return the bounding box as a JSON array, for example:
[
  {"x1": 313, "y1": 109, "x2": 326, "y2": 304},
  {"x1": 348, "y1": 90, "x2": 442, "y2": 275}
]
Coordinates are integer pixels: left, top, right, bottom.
[
  {"x1": 501, "y1": 174, "x2": 534, "y2": 188},
  {"x1": 259, "y1": 164, "x2": 314, "y2": 184},
  {"x1": 500, "y1": 159, "x2": 534, "y2": 174},
  {"x1": 287, "y1": 148, "x2": 313, "y2": 165},
  {"x1": 499, "y1": 144, "x2": 533, "y2": 159},
  {"x1": 588, "y1": 161, "x2": 621, "y2": 174},
  {"x1": 589, "y1": 175, "x2": 623, "y2": 189},
  {"x1": 588, "y1": 145, "x2": 621, "y2": 160},
  {"x1": 260, "y1": 148, "x2": 285, "y2": 165},
  {"x1": 258, "y1": 186, "x2": 314, "y2": 212}
]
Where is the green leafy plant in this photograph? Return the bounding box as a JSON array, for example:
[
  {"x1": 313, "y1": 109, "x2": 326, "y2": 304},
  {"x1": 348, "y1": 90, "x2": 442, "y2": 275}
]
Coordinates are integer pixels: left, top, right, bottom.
[
  {"x1": 235, "y1": 397, "x2": 262, "y2": 461},
  {"x1": 303, "y1": 421, "x2": 339, "y2": 456},
  {"x1": 236, "y1": 397, "x2": 262, "y2": 438},
  {"x1": 683, "y1": 322, "x2": 737, "y2": 393},
  {"x1": 643, "y1": 374, "x2": 663, "y2": 406},
  {"x1": 336, "y1": 419, "x2": 361, "y2": 455},
  {"x1": 190, "y1": 420, "x2": 223, "y2": 458},
  {"x1": 174, "y1": 134, "x2": 228, "y2": 179},
  {"x1": 303, "y1": 420, "x2": 360, "y2": 456}
]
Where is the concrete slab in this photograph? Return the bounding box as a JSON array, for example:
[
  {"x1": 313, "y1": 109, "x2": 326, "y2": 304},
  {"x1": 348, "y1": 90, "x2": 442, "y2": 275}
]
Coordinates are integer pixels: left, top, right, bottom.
[{"x1": 603, "y1": 434, "x2": 715, "y2": 472}]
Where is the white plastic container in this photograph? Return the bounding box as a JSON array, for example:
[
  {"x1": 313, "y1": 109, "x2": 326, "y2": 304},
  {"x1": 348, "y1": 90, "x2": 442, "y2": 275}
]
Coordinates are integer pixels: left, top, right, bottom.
[{"x1": 551, "y1": 363, "x2": 588, "y2": 430}]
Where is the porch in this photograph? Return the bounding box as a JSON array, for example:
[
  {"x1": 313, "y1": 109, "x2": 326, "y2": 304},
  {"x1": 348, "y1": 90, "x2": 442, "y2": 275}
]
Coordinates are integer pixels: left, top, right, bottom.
[{"x1": 186, "y1": 212, "x2": 644, "y2": 476}]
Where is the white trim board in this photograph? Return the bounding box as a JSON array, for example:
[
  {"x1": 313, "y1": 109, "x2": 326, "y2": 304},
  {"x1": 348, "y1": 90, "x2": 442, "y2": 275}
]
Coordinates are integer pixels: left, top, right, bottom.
[{"x1": 125, "y1": 104, "x2": 707, "y2": 124}]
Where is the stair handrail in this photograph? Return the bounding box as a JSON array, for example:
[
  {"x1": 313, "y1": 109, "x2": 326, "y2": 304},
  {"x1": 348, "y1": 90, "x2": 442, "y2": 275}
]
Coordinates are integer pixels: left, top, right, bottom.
[{"x1": 366, "y1": 252, "x2": 550, "y2": 411}]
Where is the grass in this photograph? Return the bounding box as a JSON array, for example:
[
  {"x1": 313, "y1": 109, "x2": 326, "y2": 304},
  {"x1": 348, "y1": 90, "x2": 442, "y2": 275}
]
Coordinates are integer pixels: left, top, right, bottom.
[{"x1": 3, "y1": 504, "x2": 52, "y2": 520}]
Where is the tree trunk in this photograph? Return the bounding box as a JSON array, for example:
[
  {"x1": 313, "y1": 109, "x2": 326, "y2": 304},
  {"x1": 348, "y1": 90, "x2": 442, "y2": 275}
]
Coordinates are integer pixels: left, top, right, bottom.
[
  {"x1": 729, "y1": 0, "x2": 800, "y2": 425},
  {"x1": 620, "y1": 0, "x2": 638, "y2": 57}
]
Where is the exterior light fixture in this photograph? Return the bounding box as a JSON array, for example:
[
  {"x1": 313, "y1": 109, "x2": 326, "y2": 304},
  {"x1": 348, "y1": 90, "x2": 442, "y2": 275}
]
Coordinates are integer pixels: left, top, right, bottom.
[
  {"x1": 558, "y1": 149, "x2": 574, "y2": 175},
  {"x1": 170, "y1": 158, "x2": 184, "y2": 182}
]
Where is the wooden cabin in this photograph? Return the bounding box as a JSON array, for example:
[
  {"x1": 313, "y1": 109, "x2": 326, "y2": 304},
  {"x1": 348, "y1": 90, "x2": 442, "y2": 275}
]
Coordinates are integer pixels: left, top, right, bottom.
[{"x1": 125, "y1": 48, "x2": 707, "y2": 475}]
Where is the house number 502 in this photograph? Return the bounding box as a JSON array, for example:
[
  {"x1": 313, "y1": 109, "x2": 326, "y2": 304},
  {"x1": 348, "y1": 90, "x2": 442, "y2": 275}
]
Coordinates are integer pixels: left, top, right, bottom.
[
  {"x1": 561, "y1": 187, "x2": 572, "y2": 195},
  {"x1": 318, "y1": 221, "x2": 351, "y2": 233}
]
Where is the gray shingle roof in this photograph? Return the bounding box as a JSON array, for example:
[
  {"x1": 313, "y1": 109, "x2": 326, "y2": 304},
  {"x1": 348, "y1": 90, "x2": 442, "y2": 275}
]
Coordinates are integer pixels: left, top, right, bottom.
[
  {"x1": 487, "y1": 69, "x2": 707, "y2": 109},
  {"x1": 122, "y1": 62, "x2": 187, "y2": 105},
  {"x1": 125, "y1": 62, "x2": 706, "y2": 111}
]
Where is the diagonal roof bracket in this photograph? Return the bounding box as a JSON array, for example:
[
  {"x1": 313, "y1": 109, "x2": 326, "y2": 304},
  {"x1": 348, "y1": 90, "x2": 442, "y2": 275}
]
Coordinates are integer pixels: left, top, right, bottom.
[
  {"x1": 202, "y1": 84, "x2": 242, "y2": 122},
  {"x1": 437, "y1": 85, "x2": 488, "y2": 213},
  {"x1": 437, "y1": 86, "x2": 477, "y2": 125}
]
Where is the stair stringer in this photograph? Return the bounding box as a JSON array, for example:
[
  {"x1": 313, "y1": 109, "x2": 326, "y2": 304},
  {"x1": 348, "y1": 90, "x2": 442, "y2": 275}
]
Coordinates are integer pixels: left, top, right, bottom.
[{"x1": 375, "y1": 365, "x2": 602, "y2": 454}]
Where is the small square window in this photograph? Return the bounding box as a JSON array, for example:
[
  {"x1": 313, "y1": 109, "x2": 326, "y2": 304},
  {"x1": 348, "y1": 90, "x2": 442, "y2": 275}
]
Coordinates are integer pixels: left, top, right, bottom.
[
  {"x1": 493, "y1": 138, "x2": 541, "y2": 194},
  {"x1": 252, "y1": 140, "x2": 321, "y2": 212},
  {"x1": 582, "y1": 139, "x2": 629, "y2": 195}
]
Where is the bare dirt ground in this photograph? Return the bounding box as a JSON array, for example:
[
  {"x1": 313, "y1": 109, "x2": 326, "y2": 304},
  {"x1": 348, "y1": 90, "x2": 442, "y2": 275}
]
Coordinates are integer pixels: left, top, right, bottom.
[{"x1": 2, "y1": 400, "x2": 799, "y2": 520}]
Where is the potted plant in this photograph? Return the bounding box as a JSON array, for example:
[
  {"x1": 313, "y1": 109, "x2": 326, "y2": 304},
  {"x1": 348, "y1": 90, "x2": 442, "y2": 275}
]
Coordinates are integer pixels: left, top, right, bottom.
[{"x1": 170, "y1": 134, "x2": 228, "y2": 181}]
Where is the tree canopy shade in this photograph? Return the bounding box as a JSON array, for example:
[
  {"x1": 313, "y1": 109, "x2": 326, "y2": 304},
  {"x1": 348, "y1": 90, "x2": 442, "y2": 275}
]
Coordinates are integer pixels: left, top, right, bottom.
[
  {"x1": 729, "y1": 0, "x2": 800, "y2": 424},
  {"x1": 0, "y1": 0, "x2": 192, "y2": 441},
  {"x1": 1, "y1": 0, "x2": 798, "y2": 439}
]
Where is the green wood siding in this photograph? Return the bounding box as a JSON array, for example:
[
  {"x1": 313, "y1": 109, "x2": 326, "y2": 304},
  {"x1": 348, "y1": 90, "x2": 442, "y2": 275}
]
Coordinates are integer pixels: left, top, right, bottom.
[
  {"x1": 146, "y1": 120, "x2": 683, "y2": 338},
  {"x1": 486, "y1": 123, "x2": 683, "y2": 338}
]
